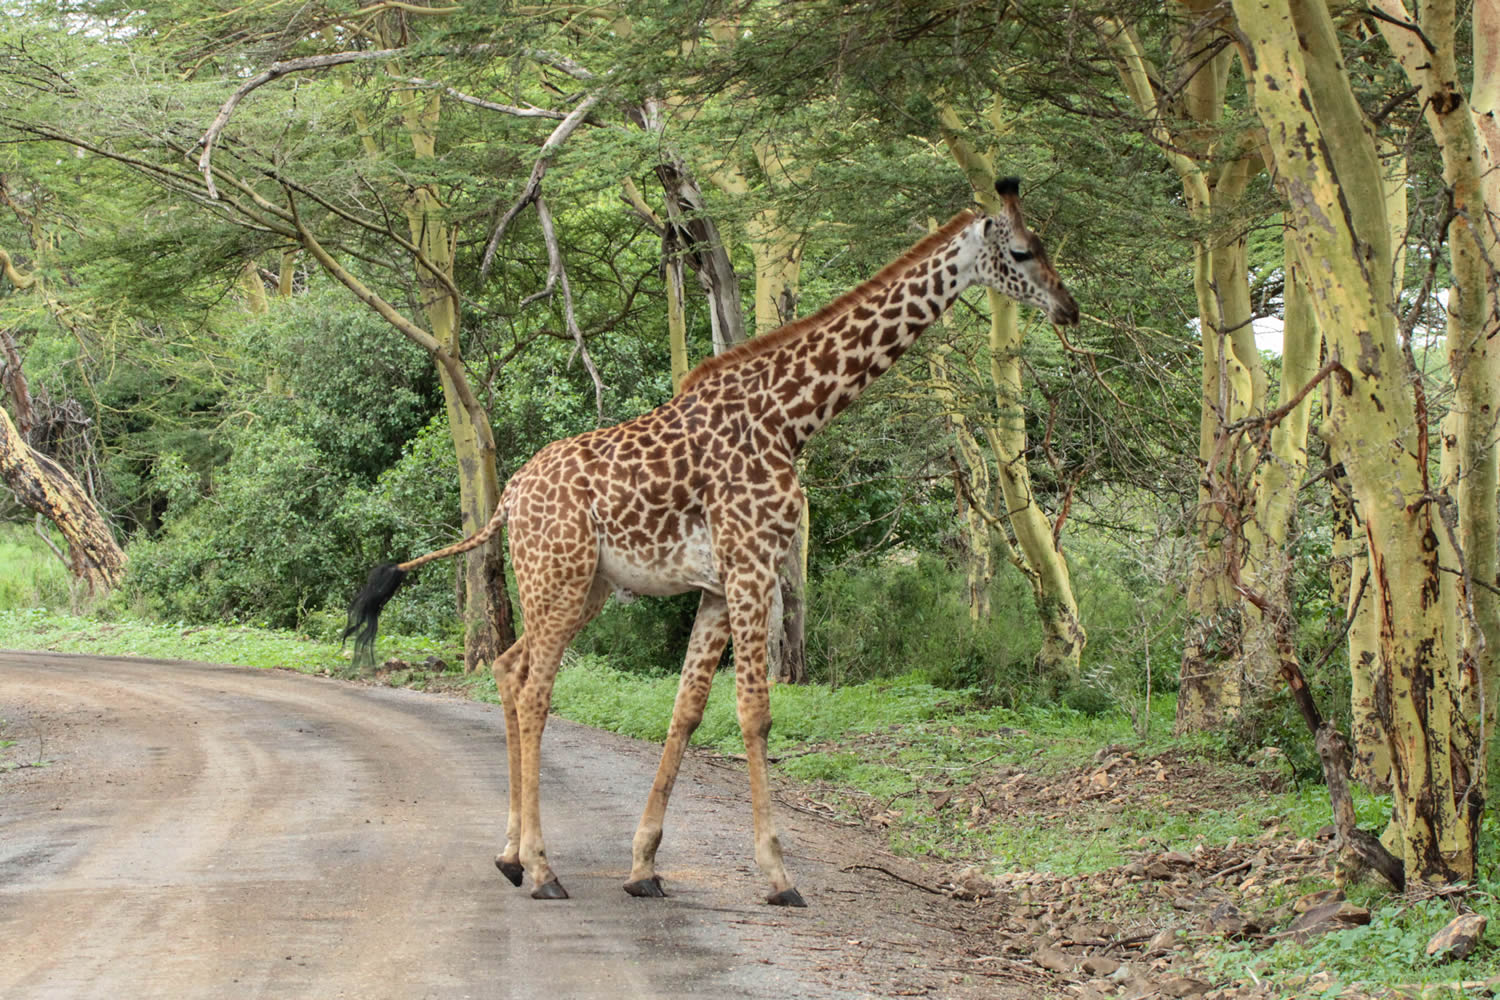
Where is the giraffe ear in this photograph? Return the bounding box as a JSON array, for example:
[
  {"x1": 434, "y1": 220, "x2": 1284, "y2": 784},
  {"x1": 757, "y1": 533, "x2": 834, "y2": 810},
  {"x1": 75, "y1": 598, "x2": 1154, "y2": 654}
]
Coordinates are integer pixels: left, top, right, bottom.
[{"x1": 982, "y1": 217, "x2": 996, "y2": 239}]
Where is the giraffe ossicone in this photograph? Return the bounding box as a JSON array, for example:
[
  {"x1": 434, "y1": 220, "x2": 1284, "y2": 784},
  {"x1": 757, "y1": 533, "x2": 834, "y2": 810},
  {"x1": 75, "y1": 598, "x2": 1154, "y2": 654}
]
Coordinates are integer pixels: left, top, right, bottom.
[{"x1": 345, "y1": 178, "x2": 1078, "y2": 906}]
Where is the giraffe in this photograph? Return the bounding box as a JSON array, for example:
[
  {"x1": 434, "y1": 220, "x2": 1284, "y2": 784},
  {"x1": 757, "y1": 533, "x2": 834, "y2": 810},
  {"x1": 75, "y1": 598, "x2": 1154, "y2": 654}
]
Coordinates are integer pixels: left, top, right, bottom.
[{"x1": 345, "y1": 177, "x2": 1079, "y2": 906}]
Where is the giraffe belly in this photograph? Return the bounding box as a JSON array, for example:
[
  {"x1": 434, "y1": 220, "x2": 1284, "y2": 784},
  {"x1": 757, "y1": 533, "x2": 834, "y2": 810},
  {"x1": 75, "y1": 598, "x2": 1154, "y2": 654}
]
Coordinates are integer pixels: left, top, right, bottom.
[{"x1": 595, "y1": 517, "x2": 722, "y2": 601}]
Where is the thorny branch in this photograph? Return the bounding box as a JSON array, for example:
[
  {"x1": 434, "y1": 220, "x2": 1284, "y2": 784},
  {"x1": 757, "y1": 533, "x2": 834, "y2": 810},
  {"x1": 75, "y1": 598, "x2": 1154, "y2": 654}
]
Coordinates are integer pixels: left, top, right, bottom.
[{"x1": 532, "y1": 195, "x2": 604, "y2": 420}]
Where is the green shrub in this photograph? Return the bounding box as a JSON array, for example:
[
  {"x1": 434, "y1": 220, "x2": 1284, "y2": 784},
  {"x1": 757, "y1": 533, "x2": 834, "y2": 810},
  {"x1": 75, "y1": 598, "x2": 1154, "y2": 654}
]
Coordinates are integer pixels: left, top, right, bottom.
[
  {"x1": 807, "y1": 552, "x2": 1041, "y2": 700},
  {"x1": 571, "y1": 591, "x2": 702, "y2": 676}
]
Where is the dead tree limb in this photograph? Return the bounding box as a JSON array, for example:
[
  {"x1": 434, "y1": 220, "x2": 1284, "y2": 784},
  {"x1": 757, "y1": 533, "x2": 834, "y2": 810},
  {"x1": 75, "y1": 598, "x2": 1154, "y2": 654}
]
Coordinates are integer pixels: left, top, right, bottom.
[{"x1": 0, "y1": 406, "x2": 124, "y2": 594}]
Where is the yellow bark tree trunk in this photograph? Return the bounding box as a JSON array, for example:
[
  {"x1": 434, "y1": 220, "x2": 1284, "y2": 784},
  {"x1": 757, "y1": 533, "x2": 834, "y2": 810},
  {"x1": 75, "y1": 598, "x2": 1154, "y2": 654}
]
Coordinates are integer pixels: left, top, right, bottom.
[
  {"x1": 1233, "y1": 0, "x2": 1482, "y2": 881},
  {"x1": 1371, "y1": 0, "x2": 1500, "y2": 804},
  {"x1": 1104, "y1": 14, "x2": 1271, "y2": 730},
  {"x1": 936, "y1": 108, "x2": 1085, "y2": 677},
  {"x1": 396, "y1": 85, "x2": 513, "y2": 671},
  {"x1": 0, "y1": 405, "x2": 125, "y2": 594}
]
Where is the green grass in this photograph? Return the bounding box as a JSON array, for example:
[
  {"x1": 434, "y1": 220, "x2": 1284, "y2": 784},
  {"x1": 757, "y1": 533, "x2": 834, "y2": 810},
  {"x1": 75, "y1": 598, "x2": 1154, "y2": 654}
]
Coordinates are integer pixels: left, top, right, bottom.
[
  {"x1": 0, "y1": 523, "x2": 73, "y2": 611},
  {"x1": 0, "y1": 606, "x2": 460, "y2": 676}
]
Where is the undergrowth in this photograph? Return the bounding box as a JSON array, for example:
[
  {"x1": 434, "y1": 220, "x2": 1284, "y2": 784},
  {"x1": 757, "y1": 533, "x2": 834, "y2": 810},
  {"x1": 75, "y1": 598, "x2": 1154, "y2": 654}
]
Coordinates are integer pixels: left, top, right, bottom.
[{"x1": 0, "y1": 523, "x2": 73, "y2": 612}]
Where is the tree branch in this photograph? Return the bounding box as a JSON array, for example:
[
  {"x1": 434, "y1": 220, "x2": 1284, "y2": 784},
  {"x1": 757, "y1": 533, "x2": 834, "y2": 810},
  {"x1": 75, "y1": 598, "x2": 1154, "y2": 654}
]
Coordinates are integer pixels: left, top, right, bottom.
[
  {"x1": 388, "y1": 77, "x2": 589, "y2": 120},
  {"x1": 478, "y1": 86, "x2": 607, "y2": 280},
  {"x1": 531, "y1": 195, "x2": 605, "y2": 420},
  {"x1": 0, "y1": 246, "x2": 37, "y2": 290},
  {"x1": 196, "y1": 48, "x2": 406, "y2": 199}
]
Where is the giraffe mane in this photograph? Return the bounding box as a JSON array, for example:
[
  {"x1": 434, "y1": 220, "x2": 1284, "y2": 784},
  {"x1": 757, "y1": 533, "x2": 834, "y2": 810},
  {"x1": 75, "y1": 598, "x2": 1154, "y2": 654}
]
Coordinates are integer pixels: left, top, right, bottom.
[{"x1": 678, "y1": 209, "x2": 980, "y2": 393}]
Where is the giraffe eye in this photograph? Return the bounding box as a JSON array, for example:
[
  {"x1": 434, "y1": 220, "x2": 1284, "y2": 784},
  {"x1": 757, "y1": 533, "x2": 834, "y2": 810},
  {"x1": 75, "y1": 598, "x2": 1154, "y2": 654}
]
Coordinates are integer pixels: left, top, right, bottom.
[{"x1": 1011, "y1": 250, "x2": 1034, "y2": 263}]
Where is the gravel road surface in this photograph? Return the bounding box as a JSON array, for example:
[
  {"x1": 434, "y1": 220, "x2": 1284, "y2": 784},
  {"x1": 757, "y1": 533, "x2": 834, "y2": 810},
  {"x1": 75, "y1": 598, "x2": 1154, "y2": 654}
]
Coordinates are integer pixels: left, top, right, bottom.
[{"x1": 0, "y1": 651, "x2": 1014, "y2": 999}]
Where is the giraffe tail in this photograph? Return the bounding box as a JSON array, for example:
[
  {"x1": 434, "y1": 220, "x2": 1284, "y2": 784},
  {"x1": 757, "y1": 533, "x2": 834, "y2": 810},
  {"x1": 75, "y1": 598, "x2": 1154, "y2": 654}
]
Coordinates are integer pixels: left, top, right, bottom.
[
  {"x1": 343, "y1": 562, "x2": 409, "y2": 668},
  {"x1": 342, "y1": 496, "x2": 513, "y2": 668}
]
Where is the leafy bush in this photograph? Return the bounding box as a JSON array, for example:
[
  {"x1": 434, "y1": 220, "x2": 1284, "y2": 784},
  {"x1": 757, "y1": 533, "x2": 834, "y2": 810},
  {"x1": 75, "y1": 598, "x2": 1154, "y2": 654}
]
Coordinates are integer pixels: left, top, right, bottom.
[{"x1": 807, "y1": 552, "x2": 1043, "y2": 700}]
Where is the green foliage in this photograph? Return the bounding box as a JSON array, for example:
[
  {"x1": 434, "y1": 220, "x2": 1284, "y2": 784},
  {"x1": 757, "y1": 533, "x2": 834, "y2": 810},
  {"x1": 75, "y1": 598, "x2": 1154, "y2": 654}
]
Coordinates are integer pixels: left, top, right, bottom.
[
  {"x1": 233, "y1": 292, "x2": 440, "y2": 481},
  {"x1": 0, "y1": 523, "x2": 72, "y2": 611},
  {"x1": 808, "y1": 552, "x2": 1041, "y2": 696},
  {"x1": 124, "y1": 424, "x2": 359, "y2": 627}
]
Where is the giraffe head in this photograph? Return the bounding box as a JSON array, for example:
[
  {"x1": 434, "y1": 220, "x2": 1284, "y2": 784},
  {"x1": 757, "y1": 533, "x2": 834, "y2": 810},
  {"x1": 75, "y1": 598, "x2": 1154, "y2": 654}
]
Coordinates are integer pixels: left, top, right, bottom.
[{"x1": 962, "y1": 177, "x2": 1079, "y2": 326}]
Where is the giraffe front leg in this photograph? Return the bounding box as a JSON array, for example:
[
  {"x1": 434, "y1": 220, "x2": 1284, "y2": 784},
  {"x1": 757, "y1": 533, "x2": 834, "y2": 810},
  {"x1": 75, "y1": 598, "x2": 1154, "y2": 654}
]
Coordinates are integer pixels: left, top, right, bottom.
[
  {"x1": 491, "y1": 637, "x2": 527, "y2": 887},
  {"x1": 726, "y1": 574, "x2": 805, "y2": 907},
  {"x1": 625, "y1": 592, "x2": 731, "y2": 898}
]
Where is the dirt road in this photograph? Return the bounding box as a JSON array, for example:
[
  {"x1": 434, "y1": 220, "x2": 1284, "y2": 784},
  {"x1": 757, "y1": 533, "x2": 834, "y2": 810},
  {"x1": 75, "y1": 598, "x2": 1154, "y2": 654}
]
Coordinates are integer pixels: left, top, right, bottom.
[{"x1": 0, "y1": 651, "x2": 1019, "y2": 999}]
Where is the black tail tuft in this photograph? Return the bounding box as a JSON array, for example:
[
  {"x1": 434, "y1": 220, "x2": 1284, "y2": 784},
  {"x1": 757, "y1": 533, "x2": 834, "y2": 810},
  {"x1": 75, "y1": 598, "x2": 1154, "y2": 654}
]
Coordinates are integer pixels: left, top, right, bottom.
[{"x1": 343, "y1": 562, "x2": 409, "y2": 668}]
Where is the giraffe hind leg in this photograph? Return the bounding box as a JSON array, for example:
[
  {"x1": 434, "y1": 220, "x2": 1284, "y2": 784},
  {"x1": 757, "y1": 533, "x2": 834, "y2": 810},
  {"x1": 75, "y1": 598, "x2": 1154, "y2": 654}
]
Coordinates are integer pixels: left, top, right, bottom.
[
  {"x1": 492, "y1": 636, "x2": 528, "y2": 887},
  {"x1": 510, "y1": 573, "x2": 609, "y2": 899}
]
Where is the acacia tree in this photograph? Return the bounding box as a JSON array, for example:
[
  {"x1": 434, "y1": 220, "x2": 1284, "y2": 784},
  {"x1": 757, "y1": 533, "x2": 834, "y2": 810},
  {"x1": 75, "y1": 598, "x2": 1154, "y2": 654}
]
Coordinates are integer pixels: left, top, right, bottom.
[
  {"x1": 1101, "y1": 6, "x2": 1291, "y2": 732},
  {"x1": 1232, "y1": 0, "x2": 1489, "y2": 882},
  {"x1": 0, "y1": 4, "x2": 671, "y2": 664},
  {"x1": 936, "y1": 106, "x2": 1087, "y2": 676},
  {"x1": 1367, "y1": 0, "x2": 1500, "y2": 799}
]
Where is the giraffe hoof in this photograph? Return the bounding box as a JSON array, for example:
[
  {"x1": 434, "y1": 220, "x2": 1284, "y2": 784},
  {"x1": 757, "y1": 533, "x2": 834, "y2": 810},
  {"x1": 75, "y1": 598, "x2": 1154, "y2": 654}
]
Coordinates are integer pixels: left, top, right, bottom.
[
  {"x1": 766, "y1": 887, "x2": 807, "y2": 907},
  {"x1": 531, "y1": 878, "x2": 570, "y2": 900},
  {"x1": 495, "y1": 859, "x2": 525, "y2": 887},
  {"x1": 623, "y1": 876, "x2": 667, "y2": 898}
]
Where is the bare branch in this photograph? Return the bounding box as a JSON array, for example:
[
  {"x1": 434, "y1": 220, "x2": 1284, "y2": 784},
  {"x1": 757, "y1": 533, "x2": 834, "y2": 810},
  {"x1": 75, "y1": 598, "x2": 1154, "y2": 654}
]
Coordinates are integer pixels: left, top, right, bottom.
[
  {"x1": 478, "y1": 86, "x2": 607, "y2": 280},
  {"x1": 196, "y1": 48, "x2": 406, "y2": 199},
  {"x1": 389, "y1": 77, "x2": 583, "y2": 120},
  {"x1": 525, "y1": 49, "x2": 598, "y2": 80},
  {"x1": 532, "y1": 195, "x2": 605, "y2": 420},
  {"x1": 351, "y1": 1, "x2": 460, "y2": 14}
]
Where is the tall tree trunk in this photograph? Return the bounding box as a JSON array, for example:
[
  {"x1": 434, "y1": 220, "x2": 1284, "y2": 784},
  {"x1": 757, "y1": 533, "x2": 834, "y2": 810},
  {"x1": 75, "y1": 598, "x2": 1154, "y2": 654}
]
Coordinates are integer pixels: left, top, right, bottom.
[
  {"x1": 397, "y1": 85, "x2": 514, "y2": 670},
  {"x1": 1371, "y1": 0, "x2": 1500, "y2": 804},
  {"x1": 1328, "y1": 458, "x2": 1390, "y2": 790},
  {"x1": 1236, "y1": 234, "x2": 1319, "y2": 713},
  {"x1": 932, "y1": 347, "x2": 997, "y2": 623},
  {"x1": 1104, "y1": 14, "x2": 1269, "y2": 730},
  {"x1": 937, "y1": 108, "x2": 1085, "y2": 678},
  {"x1": 982, "y1": 296, "x2": 1085, "y2": 678},
  {"x1": 1233, "y1": 0, "x2": 1483, "y2": 881}
]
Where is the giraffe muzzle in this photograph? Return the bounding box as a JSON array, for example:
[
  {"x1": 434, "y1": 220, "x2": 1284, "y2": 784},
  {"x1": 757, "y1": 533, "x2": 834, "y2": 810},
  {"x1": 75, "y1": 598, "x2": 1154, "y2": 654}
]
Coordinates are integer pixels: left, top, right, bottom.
[{"x1": 1051, "y1": 291, "x2": 1080, "y2": 326}]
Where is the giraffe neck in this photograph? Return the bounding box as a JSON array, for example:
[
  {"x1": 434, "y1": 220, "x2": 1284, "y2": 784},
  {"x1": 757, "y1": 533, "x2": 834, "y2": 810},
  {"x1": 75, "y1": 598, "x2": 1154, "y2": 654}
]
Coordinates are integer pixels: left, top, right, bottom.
[{"x1": 765, "y1": 242, "x2": 971, "y2": 453}]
